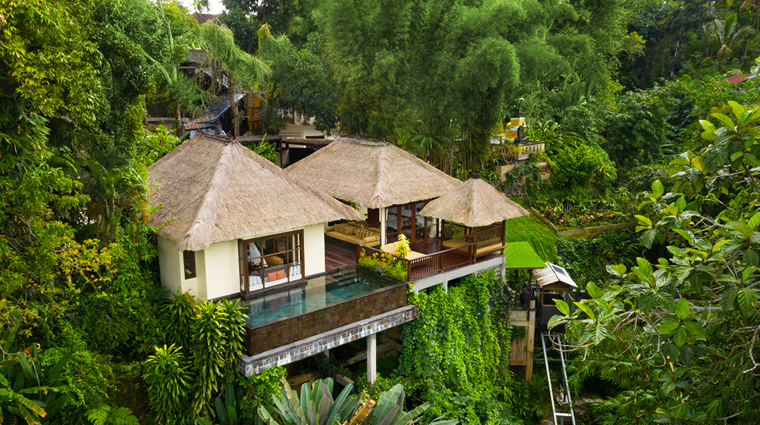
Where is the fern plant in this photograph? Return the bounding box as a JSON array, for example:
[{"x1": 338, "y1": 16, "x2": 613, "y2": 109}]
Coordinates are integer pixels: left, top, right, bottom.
[{"x1": 86, "y1": 405, "x2": 139, "y2": 425}]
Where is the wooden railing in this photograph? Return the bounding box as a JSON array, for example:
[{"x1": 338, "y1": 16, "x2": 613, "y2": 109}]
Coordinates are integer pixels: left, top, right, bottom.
[
  {"x1": 356, "y1": 243, "x2": 476, "y2": 282},
  {"x1": 440, "y1": 222, "x2": 506, "y2": 256},
  {"x1": 475, "y1": 224, "x2": 505, "y2": 251}
]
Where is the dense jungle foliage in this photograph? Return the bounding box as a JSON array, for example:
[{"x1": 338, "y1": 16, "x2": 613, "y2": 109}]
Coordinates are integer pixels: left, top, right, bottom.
[{"x1": 2, "y1": 0, "x2": 760, "y2": 423}]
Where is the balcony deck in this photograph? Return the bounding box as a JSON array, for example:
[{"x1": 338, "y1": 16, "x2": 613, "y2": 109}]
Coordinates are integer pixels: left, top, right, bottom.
[
  {"x1": 325, "y1": 236, "x2": 359, "y2": 270},
  {"x1": 242, "y1": 266, "x2": 407, "y2": 356},
  {"x1": 328, "y1": 233, "x2": 504, "y2": 279}
]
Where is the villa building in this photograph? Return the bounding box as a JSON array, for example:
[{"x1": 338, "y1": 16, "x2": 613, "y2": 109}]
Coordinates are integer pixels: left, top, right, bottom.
[{"x1": 149, "y1": 134, "x2": 544, "y2": 382}]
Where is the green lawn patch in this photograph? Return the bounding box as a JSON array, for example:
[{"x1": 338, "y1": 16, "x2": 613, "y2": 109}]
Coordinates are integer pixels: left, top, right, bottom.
[
  {"x1": 504, "y1": 213, "x2": 557, "y2": 262},
  {"x1": 503, "y1": 241, "x2": 547, "y2": 269}
]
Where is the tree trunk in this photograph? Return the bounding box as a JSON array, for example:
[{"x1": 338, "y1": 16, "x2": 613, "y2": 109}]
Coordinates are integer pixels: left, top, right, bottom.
[{"x1": 228, "y1": 80, "x2": 239, "y2": 138}]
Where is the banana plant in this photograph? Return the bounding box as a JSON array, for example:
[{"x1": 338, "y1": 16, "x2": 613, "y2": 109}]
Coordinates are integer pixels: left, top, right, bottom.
[
  {"x1": 259, "y1": 378, "x2": 358, "y2": 425},
  {"x1": 259, "y1": 379, "x2": 457, "y2": 425},
  {"x1": 0, "y1": 322, "x2": 72, "y2": 425},
  {"x1": 196, "y1": 382, "x2": 252, "y2": 425},
  {"x1": 362, "y1": 384, "x2": 457, "y2": 425}
]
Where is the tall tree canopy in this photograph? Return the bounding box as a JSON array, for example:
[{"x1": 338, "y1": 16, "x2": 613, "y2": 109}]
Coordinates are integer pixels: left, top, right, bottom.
[{"x1": 315, "y1": 0, "x2": 629, "y2": 170}]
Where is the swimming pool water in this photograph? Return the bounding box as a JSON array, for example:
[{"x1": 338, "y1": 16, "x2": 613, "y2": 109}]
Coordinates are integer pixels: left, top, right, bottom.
[{"x1": 243, "y1": 266, "x2": 394, "y2": 327}]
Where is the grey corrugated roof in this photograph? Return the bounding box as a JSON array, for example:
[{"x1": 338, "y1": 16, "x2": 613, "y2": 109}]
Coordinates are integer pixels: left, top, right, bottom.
[{"x1": 533, "y1": 262, "x2": 577, "y2": 288}]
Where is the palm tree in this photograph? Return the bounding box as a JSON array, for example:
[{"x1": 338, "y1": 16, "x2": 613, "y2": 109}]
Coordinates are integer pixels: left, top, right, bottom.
[
  {"x1": 705, "y1": 13, "x2": 754, "y2": 60},
  {"x1": 199, "y1": 22, "x2": 270, "y2": 138}
]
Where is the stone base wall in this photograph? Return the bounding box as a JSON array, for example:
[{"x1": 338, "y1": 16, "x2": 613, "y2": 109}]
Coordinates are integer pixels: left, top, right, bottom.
[
  {"x1": 239, "y1": 306, "x2": 419, "y2": 376},
  {"x1": 246, "y1": 283, "x2": 407, "y2": 356}
]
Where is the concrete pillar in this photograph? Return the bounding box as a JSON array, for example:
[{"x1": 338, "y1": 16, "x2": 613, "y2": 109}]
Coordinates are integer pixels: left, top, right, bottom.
[
  {"x1": 367, "y1": 333, "x2": 377, "y2": 384},
  {"x1": 380, "y1": 207, "x2": 386, "y2": 245},
  {"x1": 443, "y1": 280, "x2": 448, "y2": 293}
]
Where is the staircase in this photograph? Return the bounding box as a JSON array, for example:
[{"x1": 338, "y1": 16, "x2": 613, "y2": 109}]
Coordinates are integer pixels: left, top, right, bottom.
[{"x1": 539, "y1": 333, "x2": 576, "y2": 425}]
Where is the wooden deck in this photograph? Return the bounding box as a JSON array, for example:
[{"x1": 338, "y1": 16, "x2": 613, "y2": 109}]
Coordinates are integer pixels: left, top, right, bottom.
[
  {"x1": 325, "y1": 236, "x2": 358, "y2": 271},
  {"x1": 326, "y1": 235, "x2": 503, "y2": 276}
]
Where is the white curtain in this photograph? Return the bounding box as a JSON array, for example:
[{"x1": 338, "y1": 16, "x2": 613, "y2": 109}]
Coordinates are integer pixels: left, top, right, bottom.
[{"x1": 248, "y1": 242, "x2": 267, "y2": 267}]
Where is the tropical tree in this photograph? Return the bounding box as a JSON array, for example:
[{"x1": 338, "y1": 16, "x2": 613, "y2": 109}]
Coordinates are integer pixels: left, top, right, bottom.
[
  {"x1": 199, "y1": 21, "x2": 270, "y2": 138},
  {"x1": 257, "y1": 25, "x2": 338, "y2": 133},
  {"x1": 550, "y1": 101, "x2": 760, "y2": 422},
  {"x1": 705, "y1": 13, "x2": 754, "y2": 60},
  {"x1": 316, "y1": 0, "x2": 629, "y2": 171},
  {"x1": 0, "y1": 321, "x2": 73, "y2": 425}
]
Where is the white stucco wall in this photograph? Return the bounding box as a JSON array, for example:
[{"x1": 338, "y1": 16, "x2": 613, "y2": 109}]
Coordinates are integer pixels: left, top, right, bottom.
[
  {"x1": 157, "y1": 223, "x2": 327, "y2": 301},
  {"x1": 158, "y1": 236, "x2": 183, "y2": 295},
  {"x1": 157, "y1": 236, "x2": 204, "y2": 298},
  {"x1": 303, "y1": 223, "x2": 325, "y2": 277},
  {"x1": 203, "y1": 239, "x2": 240, "y2": 300},
  {"x1": 194, "y1": 250, "x2": 207, "y2": 300}
]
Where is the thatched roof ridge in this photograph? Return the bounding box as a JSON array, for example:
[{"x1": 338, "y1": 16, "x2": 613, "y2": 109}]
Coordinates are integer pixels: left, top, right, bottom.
[
  {"x1": 286, "y1": 137, "x2": 460, "y2": 209},
  {"x1": 148, "y1": 133, "x2": 360, "y2": 251},
  {"x1": 419, "y1": 175, "x2": 528, "y2": 227}
]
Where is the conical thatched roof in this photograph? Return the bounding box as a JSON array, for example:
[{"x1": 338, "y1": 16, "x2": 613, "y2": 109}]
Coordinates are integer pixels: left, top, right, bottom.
[
  {"x1": 419, "y1": 174, "x2": 528, "y2": 227},
  {"x1": 286, "y1": 138, "x2": 461, "y2": 209},
  {"x1": 148, "y1": 133, "x2": 360, "y2": 251}
]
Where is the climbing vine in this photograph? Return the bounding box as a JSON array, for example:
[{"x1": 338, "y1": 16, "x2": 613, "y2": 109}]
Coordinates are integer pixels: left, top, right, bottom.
[{"x1": 398, "y1": 271, "x2": 522, "y2": 424}]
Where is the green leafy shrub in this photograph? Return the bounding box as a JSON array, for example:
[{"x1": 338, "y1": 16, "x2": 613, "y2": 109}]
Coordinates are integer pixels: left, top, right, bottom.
[
  {"x1": 162, "y1": 291, "x2": 196, "y2": 354},
  {"x1": 191, "y1": 299, "x2": 248, "y2": 418},
  {"x1": 143, "y1": 344, "x2": 193, "y2": 424},
  {"x1": 237, "y1": 366, "x2": 287, "y2": 420},
  {"x1": 531, "y1": 127, "x2": 617, "y2": 191},
  {"x1": 252, "y1": 138, "x2": 279, "y2": 164},
  {"x1": 555, "y1": 229, "x2": 638, "y2": 289},
  {"x1": 357, "y1": 250, "x2": 408, "y2": 282},
  {"x1": 139, "y1": 126, "x2": 180, "y2": 166},
  {"x1": 395, "y1": 234, "x2": 410, "y2": 259},
  {"x1": 40, "y1": 348, "x2": 116, "y2": 423}
]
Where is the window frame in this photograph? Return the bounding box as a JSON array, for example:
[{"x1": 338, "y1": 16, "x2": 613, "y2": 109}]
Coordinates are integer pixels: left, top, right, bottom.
[
  {"x1": 183, "y1": 251, "x2": 197, "y2": 279},
  {"x1": 239, "y1": 230, "x2": 305, "y2": 296}
]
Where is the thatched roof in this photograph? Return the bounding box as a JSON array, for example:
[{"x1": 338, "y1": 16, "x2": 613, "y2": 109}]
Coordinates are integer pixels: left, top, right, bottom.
[
  {"x1": 148, "y1": 133, "x2": 360, "y2": 251},
  {"x1": 286, "y1": 138, "x2": 460, "y2": 209},
  {"x1": 419, "y1": 174, "x2": 528, "y2": 227}
]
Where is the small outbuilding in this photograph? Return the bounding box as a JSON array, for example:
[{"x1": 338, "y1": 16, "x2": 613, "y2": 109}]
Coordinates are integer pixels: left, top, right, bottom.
[{"x1": 533, "y1": 262, "x2": 577, "y2": 332}]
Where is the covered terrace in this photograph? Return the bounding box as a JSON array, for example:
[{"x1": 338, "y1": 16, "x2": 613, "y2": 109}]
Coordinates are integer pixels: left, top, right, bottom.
[
  {"x1": 286, "y1": 137, "x2": 461, "y2": 247},
  {"x1": 356, "y1": 172, "x2": 532, "y2": 289}
]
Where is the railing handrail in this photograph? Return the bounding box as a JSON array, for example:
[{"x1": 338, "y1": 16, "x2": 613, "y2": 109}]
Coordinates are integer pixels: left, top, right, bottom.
[
  {"x1": 357, "y1": 242, "x2": 476, "y2": 261},
  {"x1": 356, "y1": 242, "x2": 477, "y2": 281}
]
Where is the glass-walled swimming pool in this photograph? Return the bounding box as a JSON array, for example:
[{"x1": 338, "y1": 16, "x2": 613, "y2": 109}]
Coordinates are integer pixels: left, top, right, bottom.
[{"x1": 242, "y1": 266, "x2": 397, "y2": 327}]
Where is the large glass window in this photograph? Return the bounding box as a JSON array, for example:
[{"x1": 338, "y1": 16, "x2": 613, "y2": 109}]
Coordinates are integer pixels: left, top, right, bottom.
[
  {"x1": 385, "y1": 200, "x2": 434, "y2": 244},
  {"x1": 240, "y1": 230, "x2": 304, "y2": 295}
]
